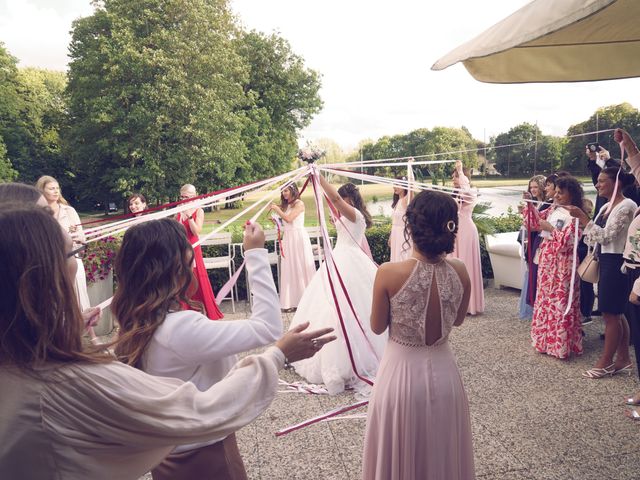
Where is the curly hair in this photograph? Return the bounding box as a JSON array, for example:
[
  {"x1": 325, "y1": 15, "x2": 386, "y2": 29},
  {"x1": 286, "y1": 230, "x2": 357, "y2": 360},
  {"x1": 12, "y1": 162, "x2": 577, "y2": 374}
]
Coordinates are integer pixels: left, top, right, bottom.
[
  {"x1": 338, "y1": 182, "x2": 372, "y2": 228},
  {"x1": 113, "y1": 218, "x2": 199, "y2": 369},
  {"x1": 555, "y1": 176, "x2": 585, "y2": 210},
  {"x1": 404, "y1": 190, "x2": 458, "y2": 257}
]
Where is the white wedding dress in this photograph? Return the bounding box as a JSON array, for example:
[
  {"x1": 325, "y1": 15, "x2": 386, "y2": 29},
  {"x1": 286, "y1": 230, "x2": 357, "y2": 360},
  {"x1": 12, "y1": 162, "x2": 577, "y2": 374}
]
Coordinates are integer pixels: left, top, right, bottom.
[{"x1": 289, "y1": 209, "x2": 388, "y2": 395}]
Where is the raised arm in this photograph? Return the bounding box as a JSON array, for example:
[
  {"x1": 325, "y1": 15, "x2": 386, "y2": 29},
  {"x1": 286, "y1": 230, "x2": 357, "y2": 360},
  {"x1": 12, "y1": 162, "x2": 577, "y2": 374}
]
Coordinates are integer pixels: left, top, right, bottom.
[
  {"x1": 182, "y1": 208, "x2": 204, "y2": 236},
  {"x1": 167, "y1": 224, "x2": 282, "y2": 364},
  {"x1": 616, "y1": 128, "x2": 640, "y2": 182},
  {"x1": 318, "y1": 174, "x2": 356, "y2": 223}
]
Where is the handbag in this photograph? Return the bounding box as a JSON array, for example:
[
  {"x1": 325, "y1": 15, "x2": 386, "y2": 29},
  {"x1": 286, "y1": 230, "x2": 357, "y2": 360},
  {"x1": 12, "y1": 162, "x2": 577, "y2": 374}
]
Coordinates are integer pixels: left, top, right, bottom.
[{"x1": 578, "y1": 244, "x2": 600, "y2": 283}]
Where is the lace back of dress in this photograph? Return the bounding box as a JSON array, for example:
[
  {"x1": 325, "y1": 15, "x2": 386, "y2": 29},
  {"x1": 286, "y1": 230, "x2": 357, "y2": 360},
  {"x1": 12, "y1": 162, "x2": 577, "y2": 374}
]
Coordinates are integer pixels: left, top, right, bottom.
[{"x1": 389, "y1": 261, "x2": 463, "y2": 347}]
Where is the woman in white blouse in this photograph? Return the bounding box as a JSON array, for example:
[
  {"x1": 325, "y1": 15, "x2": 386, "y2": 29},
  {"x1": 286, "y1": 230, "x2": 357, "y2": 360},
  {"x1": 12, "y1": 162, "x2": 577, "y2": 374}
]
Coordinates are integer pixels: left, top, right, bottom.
[
  {"x1": 35, "y1": 175, "x2": 91, "y2": 309},
  {"x1": 0, "y1": 205, "x2": 335, "y2": 480},
  {"x1": 112, "y1": 217, "x2": 304, "y2": 479},
  {"x1": 568, "y1": 166, "x2": 637, "y2": 379}
]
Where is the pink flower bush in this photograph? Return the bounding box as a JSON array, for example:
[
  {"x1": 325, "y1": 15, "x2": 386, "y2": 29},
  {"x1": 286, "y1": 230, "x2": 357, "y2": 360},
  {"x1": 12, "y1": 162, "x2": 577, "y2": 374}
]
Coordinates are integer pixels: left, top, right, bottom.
[{"x1": 82, "y1": 236, "x2": 119, "y2": 284}]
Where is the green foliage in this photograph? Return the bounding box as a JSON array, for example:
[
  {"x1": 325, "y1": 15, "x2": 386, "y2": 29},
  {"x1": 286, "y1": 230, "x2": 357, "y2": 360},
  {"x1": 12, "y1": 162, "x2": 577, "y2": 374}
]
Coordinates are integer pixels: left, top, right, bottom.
[
  {"x1": 351, "y1": 126, "x2": 480, "y2": 182},
  {"x1": 564, "y1": 103, "x2": 640, "y2": 172},
  {"x1": 366, "y1": 224, "x2": 392, "y2": 265},
  {"x1": 0, "y1": 138, "x2": 17, "y2": 181},
  {"x1": 490, "y1": 122, "x2": 564, "y2": 177},
  {"x1": 65, "y1": 0, "x2": 249, "y2": 207},
  {"x1": 0, "y1": 43, "x2": 67, "y2": 185},
  {"x1": 64, "y1": 2, "x2": 322, "y2": 207}
]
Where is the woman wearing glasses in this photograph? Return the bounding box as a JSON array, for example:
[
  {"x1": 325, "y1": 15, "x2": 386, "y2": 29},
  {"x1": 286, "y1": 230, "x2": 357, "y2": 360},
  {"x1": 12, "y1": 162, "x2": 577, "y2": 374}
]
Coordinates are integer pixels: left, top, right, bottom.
[{"x1": 36, "y1": 175, "x2": 90, "y2": 310}]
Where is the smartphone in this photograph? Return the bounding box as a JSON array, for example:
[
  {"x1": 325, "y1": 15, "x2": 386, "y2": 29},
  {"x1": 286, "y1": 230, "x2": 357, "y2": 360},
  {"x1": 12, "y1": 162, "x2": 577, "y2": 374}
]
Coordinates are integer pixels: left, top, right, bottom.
[{"x1": 587, "y1": 142, "x2": 600, "y2": 152}]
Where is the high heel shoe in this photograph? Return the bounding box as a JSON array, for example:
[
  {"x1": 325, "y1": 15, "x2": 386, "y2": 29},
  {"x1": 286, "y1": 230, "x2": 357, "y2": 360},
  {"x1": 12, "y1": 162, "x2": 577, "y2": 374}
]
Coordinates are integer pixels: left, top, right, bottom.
[
  {"x1": 582, "y1": 363, "x2": 615, "y2": 379},
  {"x1": 613, "y1": 364, "x2": 634, "y2": 376}
]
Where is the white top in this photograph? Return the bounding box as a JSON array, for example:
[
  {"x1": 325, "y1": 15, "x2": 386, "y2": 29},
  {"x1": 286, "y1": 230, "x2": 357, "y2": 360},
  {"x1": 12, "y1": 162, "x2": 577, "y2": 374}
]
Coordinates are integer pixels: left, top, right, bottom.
[
  {"x1": 0, "y1": 348, "x2": 284, "y2": 480},
  {"x1": 584, "y1": 198, "x2": 637, "y2": 254},
  {"x1": 141, "y1": 248, "x2": 282, "y2": 452},
  {"x1": 55, "y1": 204, "x2": 85, "y2": 245}
]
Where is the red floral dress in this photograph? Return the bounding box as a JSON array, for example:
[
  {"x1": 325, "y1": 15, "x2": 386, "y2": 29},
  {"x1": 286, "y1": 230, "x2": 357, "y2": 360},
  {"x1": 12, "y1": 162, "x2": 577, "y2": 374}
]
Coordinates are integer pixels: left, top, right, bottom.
[
  {"x1": 179, "y1": 211, "x2": 224, "y2": 320},
  {"x1": 527, "y1": 205, "x2": 582, "y2": 359}
]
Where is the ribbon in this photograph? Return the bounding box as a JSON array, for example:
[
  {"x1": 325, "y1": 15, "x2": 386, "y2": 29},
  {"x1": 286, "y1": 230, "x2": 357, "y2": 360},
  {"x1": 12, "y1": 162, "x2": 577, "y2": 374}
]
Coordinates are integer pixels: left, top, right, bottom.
[{"x1": 275, "y1": 400, "x2": 369, "y2": 436}]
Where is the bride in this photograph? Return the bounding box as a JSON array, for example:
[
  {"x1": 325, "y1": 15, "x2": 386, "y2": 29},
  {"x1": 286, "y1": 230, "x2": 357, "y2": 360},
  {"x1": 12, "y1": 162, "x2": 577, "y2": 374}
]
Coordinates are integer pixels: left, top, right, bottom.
[{"x1": 289, "y1": 174, "x2": 387, "y2": 395}]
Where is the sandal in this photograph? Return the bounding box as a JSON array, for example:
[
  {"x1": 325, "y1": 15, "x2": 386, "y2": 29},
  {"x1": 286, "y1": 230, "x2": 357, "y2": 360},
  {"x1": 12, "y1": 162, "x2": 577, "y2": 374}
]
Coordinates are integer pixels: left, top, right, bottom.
[
  {"x1": 624, "y1": 408, "x2": 640, "y2": 420},
  {"x1": 582, "y1": 364, "x2": 615, "y2": 379},
  {"x1": 625, "y1": 395, "x2": 640, "y2": 406},
  {"x1": 613, "y1": 364, "x2": 634, "y2": 376}
]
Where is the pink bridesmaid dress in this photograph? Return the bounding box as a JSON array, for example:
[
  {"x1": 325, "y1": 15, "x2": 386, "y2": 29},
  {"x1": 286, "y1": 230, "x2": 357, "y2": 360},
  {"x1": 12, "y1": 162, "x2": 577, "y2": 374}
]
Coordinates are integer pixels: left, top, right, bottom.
[
  {"x1": 450, "y1": 173, "x2": 484, "y2": 314},
  {"x1": 390, "y1": 200, "x2": 412, "y2": 262},
  {"x1": 279, "y1": 203, "x2": 316, "y2": 309},
  {"x1": 362, "y1": 258, "x2": 475, "y2": 480}
]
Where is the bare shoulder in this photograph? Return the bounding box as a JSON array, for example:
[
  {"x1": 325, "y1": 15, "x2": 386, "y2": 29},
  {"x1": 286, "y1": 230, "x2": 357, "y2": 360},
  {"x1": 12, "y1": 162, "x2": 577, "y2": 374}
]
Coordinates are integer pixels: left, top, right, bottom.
[
  {"x1": 294, "y1": 199, "x2": 305, "y2": 208},
  {"x1": 446, "y1": 258, "x2": 470, "y2": 286},
  {"x1": 377, "y1": 259, "x2": 418, "y2": 296}
]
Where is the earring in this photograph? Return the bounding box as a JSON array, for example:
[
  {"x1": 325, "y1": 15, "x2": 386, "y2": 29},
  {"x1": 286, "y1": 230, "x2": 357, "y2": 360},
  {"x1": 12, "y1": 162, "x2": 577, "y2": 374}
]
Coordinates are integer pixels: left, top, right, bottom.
[{"x1": 446, "y1": 220, "x2": 456, "y2": 232}]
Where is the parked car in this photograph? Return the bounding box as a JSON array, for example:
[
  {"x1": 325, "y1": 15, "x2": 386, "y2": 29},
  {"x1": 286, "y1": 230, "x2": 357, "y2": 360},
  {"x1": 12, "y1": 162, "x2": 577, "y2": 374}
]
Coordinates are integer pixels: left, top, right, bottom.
[{"x1": 107, "y1": 202, "x2": 118, "y2": 213}]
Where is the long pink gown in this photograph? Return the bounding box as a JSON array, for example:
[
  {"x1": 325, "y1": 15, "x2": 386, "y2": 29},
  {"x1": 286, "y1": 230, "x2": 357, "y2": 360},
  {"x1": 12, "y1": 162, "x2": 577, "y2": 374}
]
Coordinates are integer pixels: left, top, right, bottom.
[
  {"x1": 279, "y1": 204, "x2": 316, "y2": 309},
  {"x1": 450, "y1": 174, "x2": 484, "y2": 314},
  {"x1": 390, "y1": 200, "x2": 412, "y2": 262},
  {"x1": 363, "y1": 259, "x2": 475, "y2": 480}
]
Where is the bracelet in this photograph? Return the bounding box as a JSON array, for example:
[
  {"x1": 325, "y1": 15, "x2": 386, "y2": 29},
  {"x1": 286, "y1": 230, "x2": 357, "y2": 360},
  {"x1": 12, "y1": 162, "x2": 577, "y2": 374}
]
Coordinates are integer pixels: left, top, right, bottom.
[{"x1": 283, "y1": 357, "x2": 293, "y2": 370}]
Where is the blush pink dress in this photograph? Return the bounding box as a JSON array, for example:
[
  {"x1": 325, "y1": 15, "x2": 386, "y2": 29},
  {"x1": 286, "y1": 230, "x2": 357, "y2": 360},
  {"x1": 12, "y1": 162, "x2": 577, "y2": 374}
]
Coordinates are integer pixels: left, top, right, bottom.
[
  {"x1": 362, "y1": 259, "x2": 475, "y2": 480},
  {"x1": 279, "y1": 203, "x2": 316, "y2": 309},
  {"x1": 450, "y1": 173, "x2": 484, "y2": 314}
]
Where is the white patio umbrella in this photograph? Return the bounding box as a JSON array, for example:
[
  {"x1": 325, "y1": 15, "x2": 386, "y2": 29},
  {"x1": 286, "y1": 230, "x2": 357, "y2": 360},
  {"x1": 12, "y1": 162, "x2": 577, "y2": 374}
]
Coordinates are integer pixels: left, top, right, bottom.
[{"x1": 432, "y1": 0, "x2": 640, "y2": 83}]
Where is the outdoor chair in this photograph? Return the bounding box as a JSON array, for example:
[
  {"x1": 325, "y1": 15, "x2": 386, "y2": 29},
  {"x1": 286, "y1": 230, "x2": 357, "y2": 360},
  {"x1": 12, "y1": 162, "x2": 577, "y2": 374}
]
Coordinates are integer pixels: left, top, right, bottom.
[
  {"x1": 305, "y1": 226, "x2": 335, "y2": 265},
  {"x1": 200, "y1": 232, "x2": 236, "y2": 313},
  {"x1": 485, "y1": 231, "x2": 524, "y2": 290}
]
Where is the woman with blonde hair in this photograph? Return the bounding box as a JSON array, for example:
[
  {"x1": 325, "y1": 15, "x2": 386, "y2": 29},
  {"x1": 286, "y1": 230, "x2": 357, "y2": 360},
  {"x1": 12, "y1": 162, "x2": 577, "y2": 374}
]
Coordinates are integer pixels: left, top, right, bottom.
[{"x1": 35, "y1": 175, "x2": 90, "y2": 309}]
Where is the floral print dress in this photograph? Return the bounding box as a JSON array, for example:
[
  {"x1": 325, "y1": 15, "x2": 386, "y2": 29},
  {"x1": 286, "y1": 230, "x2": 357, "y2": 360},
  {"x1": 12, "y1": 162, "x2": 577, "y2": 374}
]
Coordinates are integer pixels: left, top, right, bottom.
[{"x1": 528, "y1": 205, "x2": 583, "y2": 359}]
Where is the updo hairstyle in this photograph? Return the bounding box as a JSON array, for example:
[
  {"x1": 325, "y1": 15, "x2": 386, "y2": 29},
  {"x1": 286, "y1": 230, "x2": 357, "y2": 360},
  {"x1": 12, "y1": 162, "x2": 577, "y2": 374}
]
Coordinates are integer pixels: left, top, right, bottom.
[{"x1": 405, "y1": 190, "x2": 459, "y2": 257}]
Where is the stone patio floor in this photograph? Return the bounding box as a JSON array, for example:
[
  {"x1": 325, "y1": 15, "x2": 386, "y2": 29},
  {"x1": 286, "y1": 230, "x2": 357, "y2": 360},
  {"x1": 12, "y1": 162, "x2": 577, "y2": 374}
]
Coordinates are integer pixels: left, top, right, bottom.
[{"x1": 140, "y1": 286, "x2": 640, "y2": 479}]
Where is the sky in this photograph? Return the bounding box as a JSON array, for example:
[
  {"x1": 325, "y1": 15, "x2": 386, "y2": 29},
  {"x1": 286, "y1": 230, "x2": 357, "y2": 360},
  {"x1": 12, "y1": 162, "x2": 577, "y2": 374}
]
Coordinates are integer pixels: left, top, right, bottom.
[{"x1": 2, "y1": 0, "x2": 639, "y2": 151}]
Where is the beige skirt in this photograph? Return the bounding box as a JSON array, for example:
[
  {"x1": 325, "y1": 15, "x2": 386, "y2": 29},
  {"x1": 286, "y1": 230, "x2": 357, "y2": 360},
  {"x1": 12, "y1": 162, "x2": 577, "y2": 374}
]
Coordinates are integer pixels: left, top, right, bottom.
[{"x1": 151, "y1": 434, "x2": 247, "y2": 480}]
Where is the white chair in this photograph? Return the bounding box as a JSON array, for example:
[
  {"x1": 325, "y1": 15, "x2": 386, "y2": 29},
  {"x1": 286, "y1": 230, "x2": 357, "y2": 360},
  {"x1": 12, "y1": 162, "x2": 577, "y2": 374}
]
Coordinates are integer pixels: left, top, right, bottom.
[
  {"x1": 305, "y1": 226, "x2": 335, "y2": 264},
  {"x1": 200, "y1": 232, "x2": 236, "y2": 313},
  {"x1": 485, "y1": 231, "x2": 525, "y2": 290},
  {"x1": 242, "y1": 229, "x2": 281, "y2": 307}
]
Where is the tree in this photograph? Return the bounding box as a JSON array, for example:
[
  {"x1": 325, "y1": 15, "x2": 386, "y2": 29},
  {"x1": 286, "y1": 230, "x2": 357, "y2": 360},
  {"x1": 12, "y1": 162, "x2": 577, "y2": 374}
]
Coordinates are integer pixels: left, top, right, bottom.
[
  {"x1": 564, "y1": 103, "x2": 640, "y2": 173},
  {"x1": 65, "y1": 0, "x2": 250, "y2": 206},
  {"x1": 0, "y1": 44, "x2": 66, "y2": 185},
  {"x1": 490, "y1": 122, "x2": 563, "y2": 177},
  {"x1": 0, "y1": 138, "x2": 17, "y2": 181},
  {"x1": 235, "y1": 31, "x2": 322, "y2": 182}
]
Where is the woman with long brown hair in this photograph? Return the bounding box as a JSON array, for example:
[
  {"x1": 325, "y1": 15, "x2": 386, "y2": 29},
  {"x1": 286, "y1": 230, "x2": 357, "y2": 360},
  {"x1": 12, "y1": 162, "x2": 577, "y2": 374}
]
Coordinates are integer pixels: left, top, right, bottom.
[
  {"x1": 269, "y1": 183, "x2": 316, "y2": 310},
  {"x1": 113, "y1": 218, "x2": 318, "y2": 479},
  {"x1": 0, "y1": 205, "x2": 334, "y2": 479}
]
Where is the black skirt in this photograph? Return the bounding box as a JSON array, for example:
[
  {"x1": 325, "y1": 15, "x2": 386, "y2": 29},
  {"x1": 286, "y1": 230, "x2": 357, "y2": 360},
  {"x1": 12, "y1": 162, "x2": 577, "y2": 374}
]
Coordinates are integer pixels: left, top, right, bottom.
[{"x1": 598, "y1": 253, "x2": 628, "y2": 314}]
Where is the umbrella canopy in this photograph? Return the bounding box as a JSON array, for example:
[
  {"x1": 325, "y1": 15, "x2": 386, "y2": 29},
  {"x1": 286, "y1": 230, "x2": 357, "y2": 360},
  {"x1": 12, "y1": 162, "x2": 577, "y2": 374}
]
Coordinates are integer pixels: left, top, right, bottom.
[{"x1": 432, "y1": 0, "x2": 640, "y2": 83}]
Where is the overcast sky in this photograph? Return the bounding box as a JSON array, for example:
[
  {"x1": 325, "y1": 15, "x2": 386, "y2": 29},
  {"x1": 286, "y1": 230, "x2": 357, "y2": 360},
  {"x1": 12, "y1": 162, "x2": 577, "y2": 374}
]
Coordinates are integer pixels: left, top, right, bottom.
[{"x1": 2, "y1": 0, "x2": 639, "y2": 150}]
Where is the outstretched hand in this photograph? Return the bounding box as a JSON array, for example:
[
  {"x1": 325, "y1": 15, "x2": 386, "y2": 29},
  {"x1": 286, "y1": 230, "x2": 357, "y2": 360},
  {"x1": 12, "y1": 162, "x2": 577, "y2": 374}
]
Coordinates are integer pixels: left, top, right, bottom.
[
  {"x1": 564, "y1": 205, "x2": 589, "y2": 226},
  {"x1": 275, "y1": 322, "x2": 337, "y2": 363}
]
